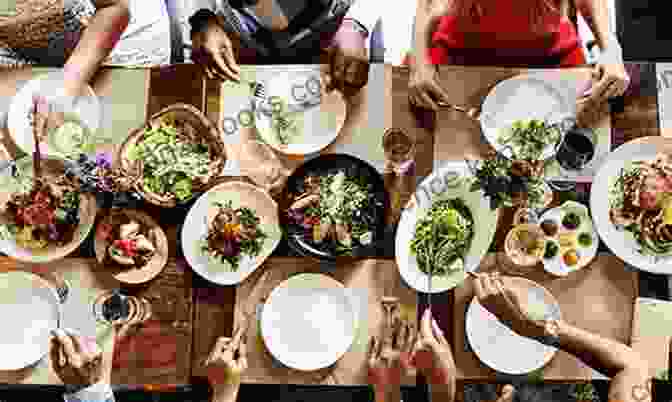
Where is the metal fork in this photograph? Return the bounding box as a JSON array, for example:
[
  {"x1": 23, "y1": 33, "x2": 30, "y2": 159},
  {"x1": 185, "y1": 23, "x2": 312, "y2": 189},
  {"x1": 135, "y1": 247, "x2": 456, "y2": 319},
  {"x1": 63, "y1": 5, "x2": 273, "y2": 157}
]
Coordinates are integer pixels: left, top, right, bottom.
[
  {"x1": 275, "y1": 115, "x2": 292, "y2": 131},
  {"x1": 239, "y1": 79, "x2": 266, "y2": 100}
]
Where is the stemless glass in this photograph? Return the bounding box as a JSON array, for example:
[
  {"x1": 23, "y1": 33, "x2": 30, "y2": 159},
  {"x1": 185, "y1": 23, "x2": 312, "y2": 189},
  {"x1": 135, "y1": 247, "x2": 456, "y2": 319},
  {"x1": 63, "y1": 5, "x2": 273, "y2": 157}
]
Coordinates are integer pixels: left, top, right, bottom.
[
  {"x1": 92, "y1": 290, "x2": 152, "y2": 325},
  {"x1": 382, "y1": 128, "x2": 415, "y2": 174},
  {"x1": 382, "y1": 128, "x2": 416, "y2": 224}
]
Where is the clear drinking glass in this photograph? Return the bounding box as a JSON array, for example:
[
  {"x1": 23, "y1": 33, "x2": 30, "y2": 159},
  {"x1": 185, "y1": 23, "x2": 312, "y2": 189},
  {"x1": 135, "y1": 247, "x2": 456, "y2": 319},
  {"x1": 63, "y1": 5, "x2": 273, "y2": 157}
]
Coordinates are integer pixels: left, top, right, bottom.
[
  {"x1": 92, "y1": 290, "x2": 151, "y2": 325},
  {"x1": 382, "y1": 128, "x2": 415, "y2": 175}
]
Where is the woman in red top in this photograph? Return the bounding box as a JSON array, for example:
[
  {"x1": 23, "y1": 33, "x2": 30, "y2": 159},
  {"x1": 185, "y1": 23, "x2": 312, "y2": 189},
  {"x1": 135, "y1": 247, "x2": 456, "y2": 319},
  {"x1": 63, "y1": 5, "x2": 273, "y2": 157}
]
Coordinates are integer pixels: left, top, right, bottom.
[{"x1": 409, "y1": 0, "x2": 630, "y2": 110}]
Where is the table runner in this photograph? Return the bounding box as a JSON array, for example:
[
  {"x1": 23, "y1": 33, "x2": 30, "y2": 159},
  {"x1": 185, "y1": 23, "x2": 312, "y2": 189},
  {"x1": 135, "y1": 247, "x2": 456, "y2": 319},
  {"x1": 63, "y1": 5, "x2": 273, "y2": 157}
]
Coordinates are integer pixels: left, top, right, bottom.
[
  {"x1": 193, "y1": 258, "x2": 417, "y2": 386},
  {"x1": 452, "y1": 253, "x2": 638, "y2": 381}
]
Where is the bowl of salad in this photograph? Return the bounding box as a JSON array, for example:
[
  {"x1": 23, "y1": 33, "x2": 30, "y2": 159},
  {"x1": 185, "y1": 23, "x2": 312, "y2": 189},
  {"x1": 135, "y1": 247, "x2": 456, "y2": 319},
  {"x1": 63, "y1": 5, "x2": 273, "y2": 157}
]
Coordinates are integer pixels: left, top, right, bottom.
[
  {"x1": 280, "y1": 154, "x2": 387, "y2": 261},
  {"x1": 118, "y1": 103, "x2": 227, "y2": 208},
  {"x1": 0, "y1": 156, "x2": 97, "y2": 263}
]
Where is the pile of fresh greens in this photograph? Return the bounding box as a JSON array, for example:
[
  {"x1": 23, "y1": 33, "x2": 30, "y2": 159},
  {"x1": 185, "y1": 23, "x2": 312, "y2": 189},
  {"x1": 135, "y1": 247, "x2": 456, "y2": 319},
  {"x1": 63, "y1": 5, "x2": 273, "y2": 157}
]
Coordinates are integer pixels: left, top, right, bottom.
[
  {"x1": 128, "y1": 123, "x2": 211, "y2": 201},
  {"x1": 410, "y1": 198, "x2": 474, "y2": 276},
  {"x1": 318, "y1": 171, "x2": 369, "y2": 224},
  {"x1": 469, "y1": 157, "x2": 546, "y2": 210},
  {"x1": 497, "y1": 119, "x2": 561, "y2": 160}
]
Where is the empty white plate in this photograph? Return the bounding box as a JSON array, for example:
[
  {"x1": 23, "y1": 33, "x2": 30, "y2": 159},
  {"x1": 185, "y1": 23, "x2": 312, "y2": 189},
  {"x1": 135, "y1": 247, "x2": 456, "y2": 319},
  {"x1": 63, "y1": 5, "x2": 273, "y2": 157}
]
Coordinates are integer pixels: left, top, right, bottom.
[
  {"x1": 0, "y1": 271, "x2": 60, "y2": 370},
  {"x1": 260, "y1": 273, "x2": 356, "y2": 371},
  {"x1": 465, "y1": 277, "x2": 561, "y2": 375}
]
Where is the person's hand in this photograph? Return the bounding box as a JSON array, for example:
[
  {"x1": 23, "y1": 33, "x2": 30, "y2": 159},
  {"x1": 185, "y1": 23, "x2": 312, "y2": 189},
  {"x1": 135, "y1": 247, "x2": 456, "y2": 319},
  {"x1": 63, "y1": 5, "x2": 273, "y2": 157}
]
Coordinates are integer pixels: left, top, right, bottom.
[
  {"x1": 50, "y1": 328, "x2": 104, "y2": 389},
  {"x1": 408, "y1": 62, "x2": 449, "y2": 110},
  {"x1": 204, "y1": 326, "x2": 248, "y2": 390},
  {"x1": 191, "y1": 16, "x2": 241, "y2": 82},
  {"x1": 323, "y1": 21, "x2": 370, "y2": 96},
  {"x1": 368, "y1": 317, "x2": 417, "y2": 388},
  {"x1": 472, "y1": 272, "x2": 545, "y2": 339},
  {"x1": 238, "y1": 127, "x2": 291, "y2": 196},
  {"x1": 493, "y1": 384, "x2": 516, "y2": 402},
  {"x1": 410, "y1": 308, "x2": 454, "y2": 385},
  {"x1": 582, "y1": 62, "x2": 630, "y2": 103}
]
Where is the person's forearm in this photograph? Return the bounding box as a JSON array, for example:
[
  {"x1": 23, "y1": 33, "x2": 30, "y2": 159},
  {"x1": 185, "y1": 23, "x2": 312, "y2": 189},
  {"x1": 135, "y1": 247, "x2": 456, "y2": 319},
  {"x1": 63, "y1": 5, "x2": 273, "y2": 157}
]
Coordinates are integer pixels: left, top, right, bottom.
[
  {"x1": 556, "y1": 320, "x2": 645, "y2": 378},
  {"x1": 63, "y1": 3, "x2": 130, "y2": 97},
  {"x1": 413, "y1": 0, "x2": 441, "y2": 67},
  {"x1": 574, "y1": 0, "x2": 612, "y2": 51},
  {"x1": 211, "y1": 384, "x2": 240, "y2": 402},
  {"x1": 374, "y1": 386, "x2": 402, "y2": 402},
  {"x1": 429, "y1": 353, "x2": 456, "y2": 402}
]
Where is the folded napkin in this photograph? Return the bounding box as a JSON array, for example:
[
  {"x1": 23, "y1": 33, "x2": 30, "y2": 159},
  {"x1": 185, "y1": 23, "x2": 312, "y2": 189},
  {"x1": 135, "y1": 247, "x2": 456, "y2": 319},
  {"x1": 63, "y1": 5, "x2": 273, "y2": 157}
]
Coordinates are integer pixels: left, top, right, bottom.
[{"x1": 630, "y1": 297, "x2": 672, "y2": 378}]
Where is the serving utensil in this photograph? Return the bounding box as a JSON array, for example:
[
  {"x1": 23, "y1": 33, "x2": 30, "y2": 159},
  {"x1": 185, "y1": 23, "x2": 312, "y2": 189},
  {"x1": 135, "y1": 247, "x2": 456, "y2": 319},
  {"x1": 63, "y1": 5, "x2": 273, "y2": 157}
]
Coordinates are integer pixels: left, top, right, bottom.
[{"x1": 437, "y1": 101, "x2": 481, "y2": 120}]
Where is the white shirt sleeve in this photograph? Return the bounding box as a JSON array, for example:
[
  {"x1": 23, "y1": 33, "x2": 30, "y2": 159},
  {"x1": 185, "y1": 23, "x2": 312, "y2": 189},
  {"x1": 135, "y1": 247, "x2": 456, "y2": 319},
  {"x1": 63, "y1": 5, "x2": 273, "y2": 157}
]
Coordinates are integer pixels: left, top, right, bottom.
[{"x1": 63, "y1": 381, "x2": 115, "y2": 402}]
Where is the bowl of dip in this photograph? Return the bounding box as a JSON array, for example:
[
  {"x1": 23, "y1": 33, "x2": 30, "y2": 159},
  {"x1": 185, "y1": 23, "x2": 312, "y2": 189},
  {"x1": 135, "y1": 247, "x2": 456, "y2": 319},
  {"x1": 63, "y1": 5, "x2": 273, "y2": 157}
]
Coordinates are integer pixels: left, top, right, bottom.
[{"x1": 504, "y1": 224, "x2": 546, "y2": 267}]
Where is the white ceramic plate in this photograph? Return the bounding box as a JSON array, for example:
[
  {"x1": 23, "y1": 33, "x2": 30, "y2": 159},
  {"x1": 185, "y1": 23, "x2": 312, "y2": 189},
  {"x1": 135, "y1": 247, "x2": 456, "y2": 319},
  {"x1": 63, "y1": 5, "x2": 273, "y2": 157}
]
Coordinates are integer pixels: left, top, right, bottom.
[
  {"x1": 181, "y1": 181, "x2": 282, "y2": 285},
  {"x1": 465, "y1": 277, "x2": 561, "y2": 375},
  {"x1": 591, "y1": 138, "x2": 672, "y2": 274},
  {"x1": 254, "y1": 72, "x2": 346, "y2": 155},
  {"x1": 261, "y1": 273, "x2": 356, "y2": 371},
  {"x1": 539, "y1": 201, "x2": 599, "y2": 276},
  {"x1": 481, "y1": 74, "x2": 573, "y2": 160},
  {"x1": 7, "y1": 72, "x2": 101, "y2": 158},
  {"x1": 396, "y1": 161, "x2": 499, "y2": 293},
  {"x1": 0, "y1": 271, "x2": 60, "y2": 370}
]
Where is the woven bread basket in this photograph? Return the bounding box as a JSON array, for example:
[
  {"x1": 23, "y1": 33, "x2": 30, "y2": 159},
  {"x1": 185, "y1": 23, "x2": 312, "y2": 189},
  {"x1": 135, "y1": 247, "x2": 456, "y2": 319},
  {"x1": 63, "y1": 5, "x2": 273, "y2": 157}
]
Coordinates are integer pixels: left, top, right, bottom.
[
  {"x1": 0, "y1": 0, "x2": 65, "y2": 52},
  {"x1": 118, "y1": 103, "x2": 227, "y2": 208}
]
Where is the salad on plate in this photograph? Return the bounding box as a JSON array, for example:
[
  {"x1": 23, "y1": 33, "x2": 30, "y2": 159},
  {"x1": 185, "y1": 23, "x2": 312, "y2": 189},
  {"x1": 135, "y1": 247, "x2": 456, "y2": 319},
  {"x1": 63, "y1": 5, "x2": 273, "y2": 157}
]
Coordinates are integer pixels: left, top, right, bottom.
[
  {"x1": 496, "y1": 119, "x2": 563, "y2": 160},
  {"x1": 410, "y1": 198, "x2": 474, "y2": 276},
  {"x1": 609, "y1": 153, "x2": 672, "y2": 256},
  {"x1": 286, "y1": 170, "x2": 376, "y2": 255},
  {"x1": 201, "y1": 200, "x2": 268, "y2": 271}
]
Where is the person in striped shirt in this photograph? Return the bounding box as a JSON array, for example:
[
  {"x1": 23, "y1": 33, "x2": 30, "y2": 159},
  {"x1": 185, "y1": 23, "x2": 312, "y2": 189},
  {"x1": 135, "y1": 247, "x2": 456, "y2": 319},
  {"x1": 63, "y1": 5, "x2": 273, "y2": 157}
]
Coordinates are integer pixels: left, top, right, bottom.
[{"x1": 188, "y1": 0, "x2": 380, "y2": 95}]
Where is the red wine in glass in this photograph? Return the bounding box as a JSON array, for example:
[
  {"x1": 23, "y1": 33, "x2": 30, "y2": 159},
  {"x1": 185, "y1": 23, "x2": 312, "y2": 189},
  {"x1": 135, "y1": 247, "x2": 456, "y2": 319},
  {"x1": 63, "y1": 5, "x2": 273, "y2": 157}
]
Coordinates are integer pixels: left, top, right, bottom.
[{"x1": 556, "y1": 128, "x2": 595, "y2": 171}]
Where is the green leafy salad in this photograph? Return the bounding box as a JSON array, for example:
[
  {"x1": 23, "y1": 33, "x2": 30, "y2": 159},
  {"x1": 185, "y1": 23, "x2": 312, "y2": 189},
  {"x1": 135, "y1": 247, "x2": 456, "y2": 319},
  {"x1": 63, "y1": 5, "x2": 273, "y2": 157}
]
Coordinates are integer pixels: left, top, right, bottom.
[
  {"x1": 128, "y1": 122, "x2": 211, "y2": 201},
  {"x1": 410, "y1": 198, "x2": 474, "y2": 276},
  {"x1": 497, "y1": 119, "x2": 561, "y2": 160}
]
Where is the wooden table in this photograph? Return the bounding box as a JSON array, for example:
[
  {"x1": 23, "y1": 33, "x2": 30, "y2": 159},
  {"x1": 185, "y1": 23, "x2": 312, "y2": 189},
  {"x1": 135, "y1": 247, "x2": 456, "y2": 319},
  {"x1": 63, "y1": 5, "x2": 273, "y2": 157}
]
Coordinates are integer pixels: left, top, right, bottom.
[
  {"x1": 389, "y1": 63, "x2": 666, "y2": 383},
  {"x1": 0, "y1": 62, "x2": 668, "y2": 388}
]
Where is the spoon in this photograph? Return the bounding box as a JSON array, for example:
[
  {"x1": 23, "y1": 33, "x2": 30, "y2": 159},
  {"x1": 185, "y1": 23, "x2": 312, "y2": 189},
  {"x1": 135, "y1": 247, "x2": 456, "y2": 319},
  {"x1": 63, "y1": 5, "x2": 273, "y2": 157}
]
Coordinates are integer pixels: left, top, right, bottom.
[{"x1": 436, "y1": 101, "x2": 482, "y2": 120}]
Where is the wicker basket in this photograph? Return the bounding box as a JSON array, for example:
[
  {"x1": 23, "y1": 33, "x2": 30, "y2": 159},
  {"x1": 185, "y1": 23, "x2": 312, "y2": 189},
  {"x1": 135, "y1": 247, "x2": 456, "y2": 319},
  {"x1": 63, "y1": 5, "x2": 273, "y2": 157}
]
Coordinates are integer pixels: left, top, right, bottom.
[
  {"x1": 0, "y1": 0, "x2": 64, "y2": 51},
  {"x1": 118, "y1": 103, "x2": 227, "y2": 208}
]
